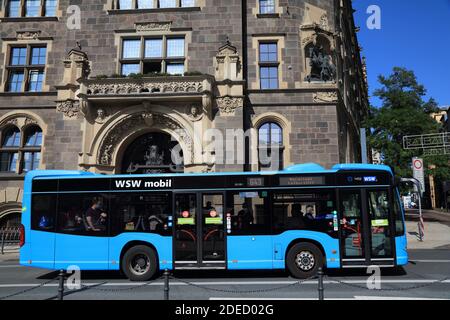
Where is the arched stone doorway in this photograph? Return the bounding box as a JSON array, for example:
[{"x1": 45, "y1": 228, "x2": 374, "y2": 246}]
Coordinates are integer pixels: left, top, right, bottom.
[
  {"x1": 121, "y1": 132, "x2": 184, "y2": 174},
  {"x1": 0, "y1": 205, "x2": 22, "y2": 228}
]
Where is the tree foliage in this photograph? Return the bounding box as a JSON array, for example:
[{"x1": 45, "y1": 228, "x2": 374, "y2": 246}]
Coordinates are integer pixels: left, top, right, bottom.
[{"x1": 366, "y1": 67, "x2": 449, "y2": 181}]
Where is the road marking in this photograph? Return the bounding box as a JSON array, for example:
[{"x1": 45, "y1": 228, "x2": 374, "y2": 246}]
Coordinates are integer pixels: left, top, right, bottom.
[
  {"x1": 210, "y1": 297, "x2": 449, "y2": 300},
  {"x1": 353, "y1": 296, "x2": 448, "y2": 300},
  {"x1": 1, "y1": 279, "x2": 450, "y2": 288},
  {"x1": 0, "y1": 265, "x2": 21, "y2": 268}
]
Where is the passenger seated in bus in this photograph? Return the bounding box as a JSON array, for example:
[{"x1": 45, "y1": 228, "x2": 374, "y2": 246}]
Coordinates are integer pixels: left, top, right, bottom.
[
  {"x1": 237, "y1": 203, "x2": 253, "y2": 229},
  {"x1": 148, "y1": 214, "x2": 164, "y2": 231},
  {"x1": 85, "y1": 198, "x2": 107, "y2": 232},
  {"x1": 61, "y1": 206, "x2": 83, "y2": 231},
  {"x1": 304, "y1": 205, "x2": 315, "y2": 220},
  {"x1": 286, "y1": 204, "x2": 306, "y2": 229}
]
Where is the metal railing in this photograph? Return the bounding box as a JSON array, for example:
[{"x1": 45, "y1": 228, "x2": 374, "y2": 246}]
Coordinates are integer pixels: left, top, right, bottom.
[{"x1": 1, "y1": 226, "x2": 20, "y2": 254}]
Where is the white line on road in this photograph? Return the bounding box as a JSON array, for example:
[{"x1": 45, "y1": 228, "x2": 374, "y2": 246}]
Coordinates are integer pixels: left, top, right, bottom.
[
  {"x1": 210, "y1": 297, "x2": 448, "y2": 300},
  {"x1": 0, "y1": 265, "x2": 21, "y2": 268}
]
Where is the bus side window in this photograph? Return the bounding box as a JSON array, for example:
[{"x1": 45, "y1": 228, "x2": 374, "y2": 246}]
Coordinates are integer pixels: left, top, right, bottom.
[
  {"x1": 272, "y1": 191, "x2": 337, "y2": 236},
  {"x1": 31, "y1": 194, "x2": 57, "y2": 232},
  {"x1": 110, "y1": 192, "x2": 172, "y2": 236},
  {"x1": 226, "y1": 191, "x2": 270, "y2": 235},
  {"x1": 56, "y1": 193, "x2": 109, "y2": 236}
]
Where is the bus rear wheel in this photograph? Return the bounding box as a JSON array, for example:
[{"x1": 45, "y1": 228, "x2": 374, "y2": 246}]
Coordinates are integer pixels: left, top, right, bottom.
[
  {"x1": 122, "y1": 245, "x2": 157, "y2": 281},
  {"x1": 286, "y1": 243, "x2": 324, "y2": 279}
]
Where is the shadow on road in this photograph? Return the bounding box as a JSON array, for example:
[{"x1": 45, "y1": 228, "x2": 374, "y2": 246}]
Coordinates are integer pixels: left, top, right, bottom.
[{"x1": 36, "y1": 266, "x2": 407, "y2": 281}]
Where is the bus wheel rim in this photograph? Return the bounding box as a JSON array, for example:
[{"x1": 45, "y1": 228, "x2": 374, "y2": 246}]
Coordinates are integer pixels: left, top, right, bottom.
[
  {"x1": 130, "y1": 254, "x2": 150, "y2": 275},
  {"x1": 295, "y1": 251, "x2": 315, "y2": 271}
]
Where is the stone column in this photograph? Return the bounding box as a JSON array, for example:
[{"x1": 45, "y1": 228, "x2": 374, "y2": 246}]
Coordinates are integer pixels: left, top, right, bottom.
[{"x1": 213, "y1": 41, "x2": 245, "y2": 172}]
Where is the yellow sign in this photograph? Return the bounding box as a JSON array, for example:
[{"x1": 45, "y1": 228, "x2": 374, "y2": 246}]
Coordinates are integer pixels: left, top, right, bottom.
[
  {"x1": 371, "y1": 219, "x2": 389, "y2": 227},
  {"x1": 178, "y1": 218, "x2": 195, "y2": 225},
  {"x1": 205, "y1": 217, "x2": 222, "y2": 225}
]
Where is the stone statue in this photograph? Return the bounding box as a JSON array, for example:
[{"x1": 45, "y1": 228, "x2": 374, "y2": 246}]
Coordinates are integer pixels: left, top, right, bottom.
[{"x1": 305, "y1": 42, "x2": 335, "y2": 82}]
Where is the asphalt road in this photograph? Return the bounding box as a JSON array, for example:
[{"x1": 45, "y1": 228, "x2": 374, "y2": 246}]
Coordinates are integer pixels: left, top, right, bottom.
[{"x1": 0, "y1": 249, "x2": 449, "y2": 300}]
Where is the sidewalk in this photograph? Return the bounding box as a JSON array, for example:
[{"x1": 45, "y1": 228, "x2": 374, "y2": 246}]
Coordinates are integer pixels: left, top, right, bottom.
[
  {"x1": 406, "y1": 221, "x2": 450, "y2": 249},
  {"x1": 0, "y1": 251, "x2": 19, "y2": 263}
]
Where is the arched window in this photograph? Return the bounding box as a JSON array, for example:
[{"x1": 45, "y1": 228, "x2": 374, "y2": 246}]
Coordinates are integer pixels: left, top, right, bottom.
[
  {"x1": 258, "y1": 122, "x2": 284, "y2": 171},
  {"x1": 0, "y1": 124, "x2": 43, "y2": 173},
  {"x1": 23, "y1": 126, "x2": 42, "y2": 172},
  {"x1": 0, "y1": 126, "x2": 21, "y2": 172},
  {"x1": 2, "y1": 126, "x2": 21, "y2": 147}
]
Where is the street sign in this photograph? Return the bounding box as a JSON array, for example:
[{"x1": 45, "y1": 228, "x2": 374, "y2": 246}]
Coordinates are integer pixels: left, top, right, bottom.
[
  {"x1": 412, "y1": 158, "x2": 425, "y2": 195},
  {"x1": 403, "y1": 132, "x2": 450, "y2": 150}
]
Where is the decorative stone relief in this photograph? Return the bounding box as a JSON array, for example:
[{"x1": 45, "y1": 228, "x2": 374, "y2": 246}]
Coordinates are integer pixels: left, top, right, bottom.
[
  {"x1": 24, "y1": 117, "x2": 38, "y2": 126},
  {"x1": 56, "y1": 100, "x2": 81, "y2": 118},
  {"x1": 185, "y1": 104, "x2": 203, "y2": 122},
  {"x1": 85, "y1": 80, "x2": 204, "y2": 96},
  {"x1": 95, "y1": 109, "x2": 108, "y2": 124},
  {"x1": 313, "y1": 92, "x2": 338, "y2": 103},
  {"x1": 16, "y1": 30, "x2": 41, "y2": 40},
  {"x1": 216, "y1": 96, "x2": 243, "y2": 116},
  {"x1": 3, "y1": 118, "x2": 18, "y2": 127},
  {"x1": 98, "y1": 113, "x2": 193, "y2": 165},
  {"x1": 135, "y1": 22, "x2": 172, "y2": 32}
]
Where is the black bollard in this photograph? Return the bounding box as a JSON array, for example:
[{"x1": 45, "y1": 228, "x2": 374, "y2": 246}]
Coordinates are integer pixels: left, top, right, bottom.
[
  {"x1": 164, "y1": 269, "x2": 170, "y2": 300},
  {"x1": 57, "y1": 269, "x2": 65, "y2": 300},
  {"x1": 317, "y1": 267, "x2": 324, "y2": 301}
]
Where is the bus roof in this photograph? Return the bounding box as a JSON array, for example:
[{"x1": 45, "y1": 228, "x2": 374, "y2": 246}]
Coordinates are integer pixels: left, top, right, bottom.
[{"x1": 26, "y1": 163, "x2": 393, "y2": 181}]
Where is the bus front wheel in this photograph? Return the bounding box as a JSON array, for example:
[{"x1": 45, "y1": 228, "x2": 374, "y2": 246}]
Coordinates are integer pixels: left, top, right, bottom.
[
  {"x1": 122, "y1": 245, "x2": 158, "y2": 281},
  {"x1": 286, "y1": 243, "x2": 324, "y2": 279}
]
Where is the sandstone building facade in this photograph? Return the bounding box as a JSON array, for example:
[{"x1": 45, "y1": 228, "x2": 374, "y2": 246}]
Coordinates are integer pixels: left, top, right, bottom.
[{"x1": 0, "y1": 0, "x2": 368, "y2": 226}]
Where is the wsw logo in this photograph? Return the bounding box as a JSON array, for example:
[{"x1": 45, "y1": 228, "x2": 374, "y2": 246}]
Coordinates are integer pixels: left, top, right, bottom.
[{"x1": 114, "y1": 179, "x2": 172, "y2": 189}]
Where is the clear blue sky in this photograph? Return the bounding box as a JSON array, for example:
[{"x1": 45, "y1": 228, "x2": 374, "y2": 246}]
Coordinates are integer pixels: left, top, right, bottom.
[{"x1": 353, "y1": 0, "x2": 450, "y2": 108}]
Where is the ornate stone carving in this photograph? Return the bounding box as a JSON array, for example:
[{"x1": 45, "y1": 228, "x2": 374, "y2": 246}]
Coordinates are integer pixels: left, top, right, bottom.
[
  {"x1": 319, "y1": 14, "x2": 329, "y2": 31},
  {"x1": 186, "y1": 104, "x2": 203, "y2": 122},
  {"x1": 16, "y1": 31, "x2": 41, "y2": 40},
  {"x1": 135, "y1": 22, "x2": 172, "y2": 32},
  {"x1": 95, "y1": 109, "x2": 108, "y2": 124},
  {"x1": 313, "y1": 92, "x2": 338, "y2": 103},
  {"x1": 24, "y1": 117, "x2": 38, "y2": 126},
  {"x1": 216, "y1": 96, "x2": 243, "y2": 116},
  {"x1": 305, "y1": 38, "x2": 336, "y2": 82},
  {"x1": 142, "y1": 111, "x2": 154, "y2": 126},
  {"x1": 56, "y1": 100, "x2": 80, "y2": 118},
  {"x1": 85, "y1": 80, "x2": 204, "y2": 96},
  {"x1": 98, "y1": 113, "x2": 193, "y2": 165},
  {"x1": 3, "y1": 118, "x2": 18, "y2": 127}
]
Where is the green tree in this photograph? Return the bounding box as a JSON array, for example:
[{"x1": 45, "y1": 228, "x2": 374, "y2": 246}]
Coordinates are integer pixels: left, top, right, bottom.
[{"x1": 366, "y1": 67, "x2": 449, "y2": 180}]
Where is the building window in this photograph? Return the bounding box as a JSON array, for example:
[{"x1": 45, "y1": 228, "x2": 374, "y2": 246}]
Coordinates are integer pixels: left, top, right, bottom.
[
  {"x1": 0, "y1": 124, "x2": 43, "y2": 173},
  {"x1": 159, "y1": 0, "x2": 176, "y2": 7},
  {"x1": 137, "y1": 0, "x2": 153, "y2": 9},
  {"x1": 259, "y1": 0, "x2": 275, "y2": 14},
  {"x1": 120, "y1": 37, "x2": 185, "y2": 76},
  {"x1": 259, "y1": 42, "x2": 279, "y2": 89},
  {"x1": 258, "y1": 122, "x2": 284, "y2": 170},
  {"x1": 6, "y1": 0, "x2": 58, "y2": 17},
  {"x1": 5, "y1": 45, "x2": 47, "y2": 93},
  {"x1": 117, "y1": 0, "x2": 195, "y2": 9}
]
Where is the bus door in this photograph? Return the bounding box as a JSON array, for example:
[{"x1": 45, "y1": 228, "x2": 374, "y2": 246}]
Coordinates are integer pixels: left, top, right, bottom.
[
  {"x1": 173, "y1": 192, "x2": 226, "y2": 268},
  {"x1": 338, "y1": 188, "x2": 395, "y2": 267}
]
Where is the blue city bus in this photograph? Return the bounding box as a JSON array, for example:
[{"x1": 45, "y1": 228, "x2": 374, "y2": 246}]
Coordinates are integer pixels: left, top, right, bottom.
[{"x1": 19, "y1": 163, "x2": 408, "y2": 280}]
